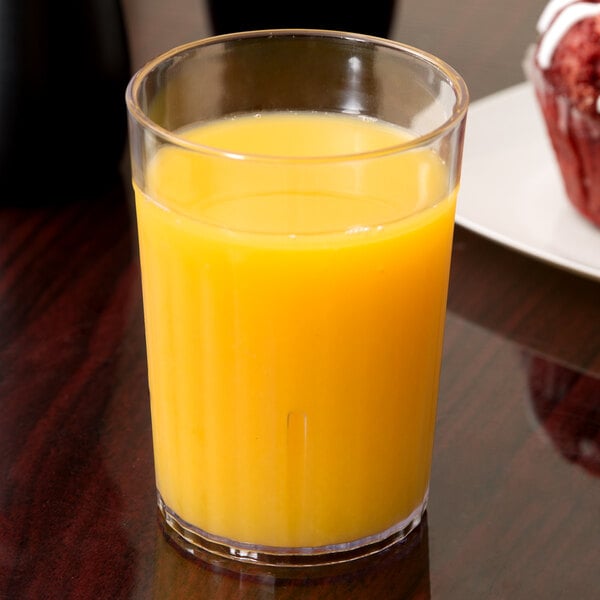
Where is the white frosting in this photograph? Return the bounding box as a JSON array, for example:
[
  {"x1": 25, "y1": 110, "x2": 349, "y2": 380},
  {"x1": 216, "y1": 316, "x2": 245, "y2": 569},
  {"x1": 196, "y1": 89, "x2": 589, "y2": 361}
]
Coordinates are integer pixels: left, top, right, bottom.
[
  {"x1": 537, "y1": 0, "x2": 577, "y2": 33},
  {"x1": 537, "y1": 2, "x2": 600, "y2": 68}
]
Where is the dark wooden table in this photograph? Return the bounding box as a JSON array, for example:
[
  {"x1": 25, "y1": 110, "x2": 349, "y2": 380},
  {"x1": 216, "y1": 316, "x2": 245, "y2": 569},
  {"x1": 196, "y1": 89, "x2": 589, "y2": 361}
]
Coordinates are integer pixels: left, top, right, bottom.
[{"x1": 2, "y1": 1, "x2": 599, "y2": 598}]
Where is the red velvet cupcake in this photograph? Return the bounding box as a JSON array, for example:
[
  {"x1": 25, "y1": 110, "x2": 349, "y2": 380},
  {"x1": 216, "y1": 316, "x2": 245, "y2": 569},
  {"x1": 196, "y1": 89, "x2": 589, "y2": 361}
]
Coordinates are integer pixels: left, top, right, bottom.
[{"x1": 525, "y1": 0, "x2": 600, "y2": 228}]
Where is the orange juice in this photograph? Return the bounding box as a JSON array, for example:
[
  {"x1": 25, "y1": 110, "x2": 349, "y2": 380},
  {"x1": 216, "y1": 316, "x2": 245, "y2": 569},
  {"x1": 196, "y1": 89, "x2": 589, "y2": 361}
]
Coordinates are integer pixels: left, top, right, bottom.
[{"x1": 134, "y1": 111, "x2": 456, "y2": 549}]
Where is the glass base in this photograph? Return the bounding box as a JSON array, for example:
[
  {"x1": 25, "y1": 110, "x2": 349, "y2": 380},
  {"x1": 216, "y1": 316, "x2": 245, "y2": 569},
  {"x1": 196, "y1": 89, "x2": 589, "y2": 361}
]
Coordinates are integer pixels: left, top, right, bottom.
[{"x1": 157, "y1": 492, "x2": 427, "y2": 567}]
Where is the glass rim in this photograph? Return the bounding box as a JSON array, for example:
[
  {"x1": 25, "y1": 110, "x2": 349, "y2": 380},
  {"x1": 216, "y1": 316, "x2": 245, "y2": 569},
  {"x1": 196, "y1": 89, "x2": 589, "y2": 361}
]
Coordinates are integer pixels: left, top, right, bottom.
[{"x1": 125, "y1": 28, "x2": 470, "y2": 163}]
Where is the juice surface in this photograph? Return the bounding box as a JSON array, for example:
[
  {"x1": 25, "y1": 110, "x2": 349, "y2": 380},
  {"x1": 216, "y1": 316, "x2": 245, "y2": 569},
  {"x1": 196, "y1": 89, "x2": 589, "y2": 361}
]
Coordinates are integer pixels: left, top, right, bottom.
[{"x1": 134, "y1": 111, "x2": 456, "y2": 548}]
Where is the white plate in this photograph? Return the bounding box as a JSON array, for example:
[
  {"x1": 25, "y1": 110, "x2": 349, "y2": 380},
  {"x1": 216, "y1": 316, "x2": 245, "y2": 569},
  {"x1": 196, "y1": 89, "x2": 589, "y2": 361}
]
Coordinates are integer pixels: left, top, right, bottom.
[{"x1": 456, "y1": 81, "x2": 600, "y2": 281}]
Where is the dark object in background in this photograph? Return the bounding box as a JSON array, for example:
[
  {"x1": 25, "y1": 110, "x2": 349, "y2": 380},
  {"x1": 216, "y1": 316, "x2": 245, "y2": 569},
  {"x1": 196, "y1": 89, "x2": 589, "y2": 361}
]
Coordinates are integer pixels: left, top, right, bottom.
[
  {"x1": 206, "y1": 0, "x2": 397, "y2": 38},
  {"x1": 0, "y1": 0, "x2": 131, "y2": 205}
]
